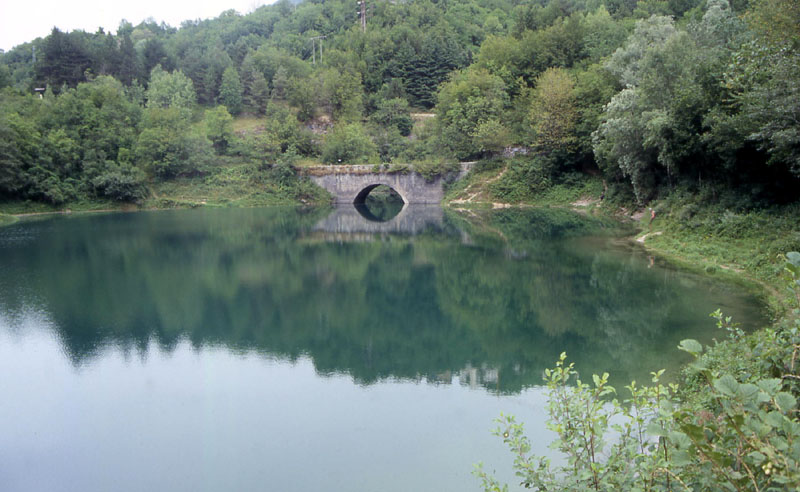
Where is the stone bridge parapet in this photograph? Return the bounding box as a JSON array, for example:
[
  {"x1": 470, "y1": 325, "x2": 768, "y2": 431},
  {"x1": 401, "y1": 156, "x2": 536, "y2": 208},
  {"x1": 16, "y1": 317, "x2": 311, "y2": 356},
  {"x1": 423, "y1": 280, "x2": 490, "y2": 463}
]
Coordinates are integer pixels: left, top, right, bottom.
[{"x1": 305, "y1": 163, "x2": 474, "y2": 204}]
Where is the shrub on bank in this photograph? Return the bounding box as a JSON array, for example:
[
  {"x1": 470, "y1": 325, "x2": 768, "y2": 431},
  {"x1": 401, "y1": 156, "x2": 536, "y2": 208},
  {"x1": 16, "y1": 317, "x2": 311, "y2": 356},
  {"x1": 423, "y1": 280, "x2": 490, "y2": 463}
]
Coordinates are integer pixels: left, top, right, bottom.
[{"x1": 321, "y1": 123, "x2": 378, "y2": 164}]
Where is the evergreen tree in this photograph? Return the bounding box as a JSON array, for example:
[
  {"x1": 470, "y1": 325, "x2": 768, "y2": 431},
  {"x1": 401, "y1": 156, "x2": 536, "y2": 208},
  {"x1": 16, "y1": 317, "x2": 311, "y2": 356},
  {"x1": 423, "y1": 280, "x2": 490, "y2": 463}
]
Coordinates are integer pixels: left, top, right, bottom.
[
  {"x1": 247, "y1": 71, "x2": 269, "y2": 115},
  {"x1": 37, "y1": 28, "x2": 92, "y2": 90},
  {"x1": 398, "y1": 33, "x2": 468, "y2": 108},
  {"x1": 142, "y1": 39, "x2": 172, "y2": 80},
  {"x1": 219, "y1": 66, "x2": 244, "y2": 115},
  {"x1": 116, "y1": 34, "x2": 139, "y2": 85},
  {"x1": 270, "y1": 66, "x2": 290, "y2": 101}
]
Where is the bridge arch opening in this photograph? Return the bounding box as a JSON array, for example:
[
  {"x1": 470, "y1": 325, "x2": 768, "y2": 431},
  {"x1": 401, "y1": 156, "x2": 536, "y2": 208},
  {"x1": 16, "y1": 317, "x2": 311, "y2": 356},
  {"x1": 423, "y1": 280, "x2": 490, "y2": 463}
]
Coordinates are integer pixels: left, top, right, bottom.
[
  {"x1": 353, "y1": 184, "x2": 407, "y2": 205},
  {"x1": 353, "y1": 184, "x2": 405, "y2": 222}
]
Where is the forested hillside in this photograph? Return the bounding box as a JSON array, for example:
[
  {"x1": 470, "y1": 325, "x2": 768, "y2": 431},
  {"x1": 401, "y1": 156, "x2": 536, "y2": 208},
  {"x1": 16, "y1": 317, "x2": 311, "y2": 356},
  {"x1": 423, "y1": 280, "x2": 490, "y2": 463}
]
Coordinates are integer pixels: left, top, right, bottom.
[{"x1": 0, "y1": 0, "x2": 798, "y2": 207}]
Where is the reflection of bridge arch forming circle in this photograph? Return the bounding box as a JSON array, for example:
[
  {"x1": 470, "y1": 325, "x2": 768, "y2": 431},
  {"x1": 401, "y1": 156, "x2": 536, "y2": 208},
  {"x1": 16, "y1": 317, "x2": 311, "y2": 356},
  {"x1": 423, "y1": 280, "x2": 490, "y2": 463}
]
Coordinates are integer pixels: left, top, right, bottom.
[
  {"x1": 353, "y1": 184, "x2": 407, "y2": 205},
  {"x1": 353, "y1": 201, "x2": 406, "y2": 222},
  {"x1": 353, "y1": 184, "x2": 406, "y2": 222},
  {"x1": 312, "y1": 204, "x2": 446, "y2": 236}
]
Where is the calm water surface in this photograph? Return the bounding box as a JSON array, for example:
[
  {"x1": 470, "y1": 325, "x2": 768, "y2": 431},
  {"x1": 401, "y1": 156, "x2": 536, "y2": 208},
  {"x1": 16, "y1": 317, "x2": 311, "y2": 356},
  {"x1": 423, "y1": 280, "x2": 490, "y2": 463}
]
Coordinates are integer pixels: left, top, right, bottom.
[{"x1": 0, "y1": 206, "x2": 766, "y2": 491}]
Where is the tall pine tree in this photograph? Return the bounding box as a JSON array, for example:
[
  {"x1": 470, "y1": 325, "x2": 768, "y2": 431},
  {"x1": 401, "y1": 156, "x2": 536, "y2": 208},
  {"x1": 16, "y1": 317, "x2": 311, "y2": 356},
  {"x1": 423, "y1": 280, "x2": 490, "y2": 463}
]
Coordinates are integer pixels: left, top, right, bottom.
[{"x1": 219, "y1": 66, "x2": 243, "y2": 115}]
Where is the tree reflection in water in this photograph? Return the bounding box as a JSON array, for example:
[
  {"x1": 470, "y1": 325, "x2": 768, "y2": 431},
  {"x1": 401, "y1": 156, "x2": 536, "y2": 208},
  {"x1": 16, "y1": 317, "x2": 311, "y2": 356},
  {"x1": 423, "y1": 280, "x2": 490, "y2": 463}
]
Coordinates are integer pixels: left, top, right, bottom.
[{"x1": 0, "y1": 206, "x2": 767, "y2": 392}]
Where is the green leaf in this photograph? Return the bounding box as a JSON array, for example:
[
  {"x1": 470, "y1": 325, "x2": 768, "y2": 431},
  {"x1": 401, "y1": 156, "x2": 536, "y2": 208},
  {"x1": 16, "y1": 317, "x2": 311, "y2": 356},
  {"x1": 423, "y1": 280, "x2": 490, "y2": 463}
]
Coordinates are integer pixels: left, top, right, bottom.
[
  {"x1": 771, "y1": 436, "x2": 789, "y2": 452},
  {"x1": 713, "y1": 374, "x2": 739, "y2": 397},
  {"x1": 747, "y1": 451, "x2": 766, "y2": 465},
  {"x1": 671, "y1": 450, "x2": 692, "y2": 466},
  {"x1": 678, "y1": 339, "x2": 703, "y2": 356},
  {"x1": 708, "y1": 450, "x2": 730, "y2": 466},
  {"x1": 775, "y1": 392, "x2": 796, "y2": 412},
  {"x1": 787, "y1": 251, "x2": 800, "y2": 267},
  {"x1": 737, "y1": 383, "x2": 762, "y2": 403},
  {"x1": 668, "y1": 431, "x2": 692, "y2": 449},
  {"x1": 765, "y1": 411, "x2": 785, "y2": 428},
  {"x1": 681, "y1": 423, "x2": 705, "y2": 442},
  {"x1": 756, "y1": 378, "x2": 782, "y2": 396},
  {"x1": 647, "y1": 422, "x2": 666, "y2": 437}
]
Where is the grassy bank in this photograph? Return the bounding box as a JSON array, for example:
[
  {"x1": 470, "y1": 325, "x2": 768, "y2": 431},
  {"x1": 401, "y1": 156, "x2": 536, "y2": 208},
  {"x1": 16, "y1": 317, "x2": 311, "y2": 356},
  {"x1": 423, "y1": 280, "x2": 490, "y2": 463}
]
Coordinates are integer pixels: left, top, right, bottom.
[
  {"x1": 446, "y1": 158, "x2": 605, "y2": 208},
  {"x1": 0, "y1": 198, "x2": 128, "y2": 215},
  {"x1": 0, "y1": 158, "x2": 330, "y2": 219},
  {"x1": 447, "y1": 161, "x2": 799, "y2": 302},
  {"x1": 643, "y1": 197, "x2": 800, "y2": 293},
  {"x1": 145, "y1": 158, "x2": 329, "y2": 208}
]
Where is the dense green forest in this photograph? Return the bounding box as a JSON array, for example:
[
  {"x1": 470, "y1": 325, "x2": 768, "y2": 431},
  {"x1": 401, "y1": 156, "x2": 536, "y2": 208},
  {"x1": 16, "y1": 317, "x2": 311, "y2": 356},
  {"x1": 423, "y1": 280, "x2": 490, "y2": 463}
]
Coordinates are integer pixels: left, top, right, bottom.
[{"x1": 1, "y1": 0, "x2": 798, "y2": 208}]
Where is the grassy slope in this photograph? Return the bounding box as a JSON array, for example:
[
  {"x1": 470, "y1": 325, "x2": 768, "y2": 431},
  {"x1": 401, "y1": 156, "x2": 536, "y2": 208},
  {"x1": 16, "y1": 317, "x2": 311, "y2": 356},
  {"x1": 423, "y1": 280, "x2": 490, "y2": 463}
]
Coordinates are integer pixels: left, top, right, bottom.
[
  {"x1": 642, "y1": 202, "x2": 800, "y2": 307},
  {"x1": 446, "y1": 159, "x2": 605, "y2": 208},
  {"x1": 0, "y1": 159, "x2": 330, "y2": 217},
  {"x1": 145, "y1": 158, "x2": 329, "y2": 209}
]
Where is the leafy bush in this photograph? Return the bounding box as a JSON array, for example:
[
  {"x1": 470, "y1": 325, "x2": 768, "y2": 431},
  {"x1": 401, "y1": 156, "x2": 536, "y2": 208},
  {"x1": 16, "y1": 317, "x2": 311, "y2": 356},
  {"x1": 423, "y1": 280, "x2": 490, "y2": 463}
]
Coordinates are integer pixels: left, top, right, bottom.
[
  {"x1": 321, "y1": 123, "x2": 378, "y2": 164},
  {"x1": 489, "y1": 156, "x2": 554, "y2": 203},
  {"x1": 477, "y1": 353, "x2": 679, "y2": 492},
  {"x1": 371, "y1": 98, "x2": 414, "y2": 136},
  {"x1": 412, "y1": 158, "x2": 460, "y2": 182},
  {"x1": 28, "y1": 169, "x2": 79, "y2": 205},
  {"x1": 263, "y1": 103, "x2": 317, "y2": 155},
  {"x1": 204, "y1": 106, "x2": 235, "y2": 155},
  {"x1": 135, "y1": 107, "x2": 214, "y2": 179},
  {"x1": 369, "y1": 125, "x2": 409, "y2": 162},
  {"x1": 386, "y1": 162, "x2": 410, "y2": 174},
  {"x1": 230, "y1": 132, "x2": 281, "y2": 167},
  {"x1": 91, "y1": 163, "x2": 147, "y2": 202}
]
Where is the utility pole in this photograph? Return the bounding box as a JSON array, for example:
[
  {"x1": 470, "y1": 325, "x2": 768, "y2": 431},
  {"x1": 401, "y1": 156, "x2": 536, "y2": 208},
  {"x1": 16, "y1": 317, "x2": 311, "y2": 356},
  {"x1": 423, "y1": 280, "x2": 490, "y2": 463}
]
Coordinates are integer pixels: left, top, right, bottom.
[
  {"x1": 310, "y1": 35, "x2": 326, "y2": 65},
  {"x1": 357, "y1": 1, "x2": 367, "y2": 32}
]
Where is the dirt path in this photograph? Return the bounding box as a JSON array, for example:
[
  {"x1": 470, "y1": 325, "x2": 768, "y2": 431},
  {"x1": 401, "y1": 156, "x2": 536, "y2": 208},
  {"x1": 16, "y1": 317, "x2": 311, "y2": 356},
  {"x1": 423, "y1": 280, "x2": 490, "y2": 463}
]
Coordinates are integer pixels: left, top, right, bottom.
[
  {"x1": 450, "y1": 165, "x2": 509, "y2": 206},
  {"x1": 636, "y1": 231, "x2": 663, "y2": 243}
]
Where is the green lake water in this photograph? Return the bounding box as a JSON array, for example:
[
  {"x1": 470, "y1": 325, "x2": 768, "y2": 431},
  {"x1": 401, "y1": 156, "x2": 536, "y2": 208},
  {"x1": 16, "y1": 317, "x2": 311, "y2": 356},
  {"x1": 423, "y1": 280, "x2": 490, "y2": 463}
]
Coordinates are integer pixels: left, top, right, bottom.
[{"x1": 0, "y1": 205, "x2": 767, "y2": 491}]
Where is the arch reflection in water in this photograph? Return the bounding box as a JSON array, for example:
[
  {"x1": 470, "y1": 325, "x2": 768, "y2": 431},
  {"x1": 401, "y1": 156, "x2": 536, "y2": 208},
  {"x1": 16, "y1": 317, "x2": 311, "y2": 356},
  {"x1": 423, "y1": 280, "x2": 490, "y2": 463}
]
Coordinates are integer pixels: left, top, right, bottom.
[
  {"x1": 353, "y1": 184, "x2": 406, "y2": 222},
  {"x1": 313, "y1": 204, "x2": 445, "y2": 236}
]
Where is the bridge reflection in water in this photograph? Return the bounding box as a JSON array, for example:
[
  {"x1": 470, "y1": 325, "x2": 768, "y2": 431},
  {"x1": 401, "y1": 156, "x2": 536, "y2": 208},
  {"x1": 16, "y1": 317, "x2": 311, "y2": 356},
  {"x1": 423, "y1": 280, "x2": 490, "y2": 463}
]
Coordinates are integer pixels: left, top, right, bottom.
[{"x1": 310, "y1": 204, "x2": 446, "y2": 240}]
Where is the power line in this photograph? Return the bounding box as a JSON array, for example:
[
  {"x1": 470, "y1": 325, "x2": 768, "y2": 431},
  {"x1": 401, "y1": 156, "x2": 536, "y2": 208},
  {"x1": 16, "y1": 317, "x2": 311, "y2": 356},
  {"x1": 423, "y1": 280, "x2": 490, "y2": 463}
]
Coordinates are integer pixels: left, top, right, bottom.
[
  {"x1": 309, "y1": 35, "x2": 326, "y2": 65},
  {"x1": 357, "y1": 1, "x2": 367, "y2": 32}
]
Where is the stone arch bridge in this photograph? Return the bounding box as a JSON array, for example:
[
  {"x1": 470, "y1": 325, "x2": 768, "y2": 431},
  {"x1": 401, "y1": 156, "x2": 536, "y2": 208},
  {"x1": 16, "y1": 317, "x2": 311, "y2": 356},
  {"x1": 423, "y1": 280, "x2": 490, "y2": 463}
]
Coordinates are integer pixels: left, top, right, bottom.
[{"x1": 305, "y1": 163, "x2": 474, "y2": 204}]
